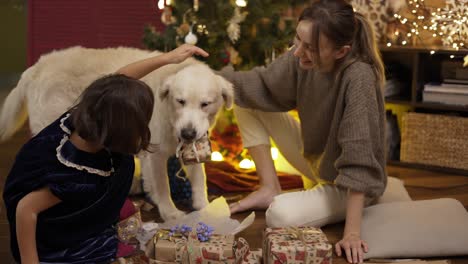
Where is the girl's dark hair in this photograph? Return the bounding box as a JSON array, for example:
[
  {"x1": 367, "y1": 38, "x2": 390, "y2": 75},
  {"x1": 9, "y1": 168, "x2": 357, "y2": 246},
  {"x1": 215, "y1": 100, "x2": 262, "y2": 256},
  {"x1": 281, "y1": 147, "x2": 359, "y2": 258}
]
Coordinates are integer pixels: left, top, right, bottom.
[
  {"x1": 299, "y1": 0, "x2": 385, "y2": 87},
  {"x1": 71, "y1": 74, "x2": 154, "y2": 154}
]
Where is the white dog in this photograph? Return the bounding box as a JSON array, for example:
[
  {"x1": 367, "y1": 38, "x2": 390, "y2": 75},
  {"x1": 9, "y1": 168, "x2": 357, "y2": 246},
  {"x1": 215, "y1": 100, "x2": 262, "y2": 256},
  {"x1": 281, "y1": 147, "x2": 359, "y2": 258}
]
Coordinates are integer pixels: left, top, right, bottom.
[{"x1": 0, "y1": 46, "x2": 234, "y2": 220}]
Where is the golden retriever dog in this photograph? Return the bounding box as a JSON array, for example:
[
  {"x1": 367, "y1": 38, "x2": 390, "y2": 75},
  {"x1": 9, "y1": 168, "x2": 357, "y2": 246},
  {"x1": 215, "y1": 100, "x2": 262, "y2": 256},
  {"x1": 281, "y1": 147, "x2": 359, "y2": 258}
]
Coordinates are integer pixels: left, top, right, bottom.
[{"x1": 0, "y1": 46, "x2": 233, "y2": 220}]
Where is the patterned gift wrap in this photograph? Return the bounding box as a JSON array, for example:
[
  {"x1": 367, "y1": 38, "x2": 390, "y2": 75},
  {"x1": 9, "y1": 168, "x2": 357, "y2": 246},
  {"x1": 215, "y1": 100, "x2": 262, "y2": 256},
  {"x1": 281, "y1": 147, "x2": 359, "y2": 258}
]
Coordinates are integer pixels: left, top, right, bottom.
[
  {"x1": 151, "y1": 230, "x2": 189, "y2": 263},
  {"x1": 241, "y1": 249, "x2": 262, "y2": 264},
  {"x1": 185, "y1": 233, "x2": 238, "y2": 263},
  {"x1": 263, "y1": 227, "x2": 332, "y2": 264},
  {"x1": 117, "y1": 211, "x2": 142, "y2": 244},
  {"x1": 149, "y1": 231, "x2": 250, "y2": 264},
  {"x1": 177, "y1": 135, "x2": 212, "y2": 165}
]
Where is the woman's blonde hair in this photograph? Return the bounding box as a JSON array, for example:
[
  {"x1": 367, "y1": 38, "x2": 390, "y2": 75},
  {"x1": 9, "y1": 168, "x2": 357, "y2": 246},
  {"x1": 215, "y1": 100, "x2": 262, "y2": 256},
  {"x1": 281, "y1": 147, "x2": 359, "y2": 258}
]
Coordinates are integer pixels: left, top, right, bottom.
[{"x1": 299, "y1": 0, "x2": 385, "y2": 88}]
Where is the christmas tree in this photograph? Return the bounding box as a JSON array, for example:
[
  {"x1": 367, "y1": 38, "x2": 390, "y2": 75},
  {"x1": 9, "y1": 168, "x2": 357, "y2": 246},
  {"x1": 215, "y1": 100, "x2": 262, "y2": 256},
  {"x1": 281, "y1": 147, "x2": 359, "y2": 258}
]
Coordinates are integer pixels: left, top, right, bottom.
[{"x1": 143, "y1": 0, "x2": 308, "y2": 70}]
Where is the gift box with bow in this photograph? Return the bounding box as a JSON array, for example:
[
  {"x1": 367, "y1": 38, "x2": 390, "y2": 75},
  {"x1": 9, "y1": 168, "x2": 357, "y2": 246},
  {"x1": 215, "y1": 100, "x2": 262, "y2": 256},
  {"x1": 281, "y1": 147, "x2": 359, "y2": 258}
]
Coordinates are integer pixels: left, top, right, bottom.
[{"x1": 263, "y1": 227, "x2": 332, "y2": 264}]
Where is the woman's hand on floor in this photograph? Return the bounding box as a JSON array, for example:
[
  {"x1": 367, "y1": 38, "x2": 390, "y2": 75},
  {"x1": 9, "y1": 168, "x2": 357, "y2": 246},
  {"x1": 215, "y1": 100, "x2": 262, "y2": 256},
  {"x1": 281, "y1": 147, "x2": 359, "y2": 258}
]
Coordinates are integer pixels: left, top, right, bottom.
[{"x1": 335, "y1": 232, "x2": 368, "y2": 264}]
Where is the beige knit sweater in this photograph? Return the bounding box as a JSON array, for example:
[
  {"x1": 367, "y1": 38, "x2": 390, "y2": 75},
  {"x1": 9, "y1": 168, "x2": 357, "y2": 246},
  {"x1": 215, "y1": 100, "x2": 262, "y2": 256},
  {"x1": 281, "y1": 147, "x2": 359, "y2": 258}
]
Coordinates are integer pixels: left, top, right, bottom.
[{"x1": 219, "y1": 50, "x2": 387, "y2": 198}]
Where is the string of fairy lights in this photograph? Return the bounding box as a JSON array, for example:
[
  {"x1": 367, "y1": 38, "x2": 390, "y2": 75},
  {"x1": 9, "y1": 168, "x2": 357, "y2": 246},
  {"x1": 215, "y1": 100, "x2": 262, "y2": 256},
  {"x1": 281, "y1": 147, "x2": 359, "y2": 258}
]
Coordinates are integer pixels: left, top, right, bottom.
[{"x1": 389, "y1": 0, "x2": 467, "y2": 55}]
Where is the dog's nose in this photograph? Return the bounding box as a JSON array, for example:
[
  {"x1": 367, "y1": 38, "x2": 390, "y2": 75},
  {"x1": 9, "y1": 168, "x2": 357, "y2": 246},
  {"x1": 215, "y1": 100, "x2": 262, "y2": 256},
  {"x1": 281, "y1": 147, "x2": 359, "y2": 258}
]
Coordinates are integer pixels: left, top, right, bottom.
[{"x1": 181, "y1": 128, "x2": 197, "y2": 141}]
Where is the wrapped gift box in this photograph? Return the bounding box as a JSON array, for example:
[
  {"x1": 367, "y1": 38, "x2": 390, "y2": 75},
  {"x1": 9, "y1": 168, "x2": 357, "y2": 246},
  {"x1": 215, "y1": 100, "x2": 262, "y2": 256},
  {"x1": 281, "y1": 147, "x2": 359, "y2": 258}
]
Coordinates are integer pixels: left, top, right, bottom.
[
  {"x1": 263, "y1": 227, "x2": 332, "y2": 264},
  {"x1": 150, "y1": 230, "x2": 189, "y2": 263},
  {"x1": 149, "y1": 231, "x2": 250, "y2": 263}
]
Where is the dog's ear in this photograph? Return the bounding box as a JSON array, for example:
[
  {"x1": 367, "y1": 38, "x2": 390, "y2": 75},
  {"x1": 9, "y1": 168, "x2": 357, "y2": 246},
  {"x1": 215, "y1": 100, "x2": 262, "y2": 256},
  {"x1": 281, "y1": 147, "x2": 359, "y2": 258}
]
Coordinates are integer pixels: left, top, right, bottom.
[
  {"x1": 160, "y1": 75, "x2": 175, "y2": 101},
  {"x1": 216, "y1": 75, "x2": 234, "y2": 109}
]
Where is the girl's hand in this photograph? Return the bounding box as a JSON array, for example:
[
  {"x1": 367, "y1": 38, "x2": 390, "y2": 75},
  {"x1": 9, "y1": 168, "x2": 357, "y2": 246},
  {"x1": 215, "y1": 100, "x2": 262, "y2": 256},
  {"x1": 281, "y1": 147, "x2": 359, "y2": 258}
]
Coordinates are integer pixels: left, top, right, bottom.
[
  {"x1": 165, "y1": 44, "x2": 209, "y2": 64},
  {"x1": 335, "y1": 232, "x2": 368, "y2": 264}
]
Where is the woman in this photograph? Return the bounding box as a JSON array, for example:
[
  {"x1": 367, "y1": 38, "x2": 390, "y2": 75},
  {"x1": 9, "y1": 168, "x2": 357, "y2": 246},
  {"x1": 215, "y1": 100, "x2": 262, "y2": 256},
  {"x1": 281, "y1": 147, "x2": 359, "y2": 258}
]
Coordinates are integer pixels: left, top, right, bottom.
[{"x1": 219, "y1": 0, "x2": 386, "y2": 263}]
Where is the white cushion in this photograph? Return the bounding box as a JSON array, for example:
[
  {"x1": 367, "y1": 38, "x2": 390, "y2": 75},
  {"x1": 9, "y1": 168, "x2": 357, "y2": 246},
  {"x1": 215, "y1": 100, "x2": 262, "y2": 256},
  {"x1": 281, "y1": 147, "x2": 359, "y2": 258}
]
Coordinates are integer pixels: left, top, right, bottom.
[{"x1": 362, "y1": 198, "x2": 468, "y2": 259}]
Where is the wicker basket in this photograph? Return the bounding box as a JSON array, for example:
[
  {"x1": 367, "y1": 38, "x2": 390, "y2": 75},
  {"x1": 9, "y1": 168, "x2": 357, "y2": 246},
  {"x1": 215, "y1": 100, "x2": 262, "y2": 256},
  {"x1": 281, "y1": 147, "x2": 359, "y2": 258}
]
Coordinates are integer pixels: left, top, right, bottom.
[{"x1": 401, "y1": 112, "x2": 468, "y2": 170}]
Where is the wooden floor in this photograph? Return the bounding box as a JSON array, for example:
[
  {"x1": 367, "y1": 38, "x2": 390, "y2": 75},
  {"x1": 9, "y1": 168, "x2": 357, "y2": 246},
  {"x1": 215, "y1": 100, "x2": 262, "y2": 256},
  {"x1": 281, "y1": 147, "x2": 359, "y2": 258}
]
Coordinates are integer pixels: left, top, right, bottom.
[{"x1": 1, "y1": 126, "x2": 468, "y2": 263}]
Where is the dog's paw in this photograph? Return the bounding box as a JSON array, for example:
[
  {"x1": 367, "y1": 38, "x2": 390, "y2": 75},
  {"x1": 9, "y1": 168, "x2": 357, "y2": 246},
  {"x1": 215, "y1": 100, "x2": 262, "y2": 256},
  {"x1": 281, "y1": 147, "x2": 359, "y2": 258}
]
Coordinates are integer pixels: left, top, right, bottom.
[
  {"x1": 192, "y1": 197, "x2": 209, "y2": 211},
  {"x1": 160, "y1": 208, "x2": 186, "y2": 221}
]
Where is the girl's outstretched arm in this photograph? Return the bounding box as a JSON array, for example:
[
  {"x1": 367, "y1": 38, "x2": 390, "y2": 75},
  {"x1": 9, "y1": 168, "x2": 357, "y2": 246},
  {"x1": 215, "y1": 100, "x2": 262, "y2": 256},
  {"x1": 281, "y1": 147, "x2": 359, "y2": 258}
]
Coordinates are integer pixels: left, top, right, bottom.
[
  {"x1": 16, "y1": 187, "x2": 61, "y2": 264},
  {"x1": 335, "y1": 190, "x2": 367, "y2": 264},
  {"x1": 117, "y1": 44, "x2": 209, "y2": 79}
]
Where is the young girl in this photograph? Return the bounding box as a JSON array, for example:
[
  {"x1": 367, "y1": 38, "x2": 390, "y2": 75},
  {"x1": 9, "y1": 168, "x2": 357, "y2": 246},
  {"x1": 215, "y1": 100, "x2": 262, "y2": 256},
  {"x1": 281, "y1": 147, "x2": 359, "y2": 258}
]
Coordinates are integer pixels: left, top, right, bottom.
[
  {"x1": 219, "y1": 0, "x2": 386, "y2": 263},
  {"x1": 2, "y1": 44, "x2": 208, "y2": 264}
]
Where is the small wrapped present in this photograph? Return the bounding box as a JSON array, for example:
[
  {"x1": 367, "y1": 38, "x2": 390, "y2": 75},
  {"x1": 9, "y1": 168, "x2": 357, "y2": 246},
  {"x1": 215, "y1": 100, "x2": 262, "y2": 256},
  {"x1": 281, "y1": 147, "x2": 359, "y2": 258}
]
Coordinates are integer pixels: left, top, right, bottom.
[
  {"x1": 176, "y1": 134, "x2": 212, "y2": 165},
  {"x1": 150, "y1": 230, "x2": 189, "y2": 263},
  {"x1": 263, "y1": 227, "x2": 332, "y2": 264},
  {"x1": 149, "y1": 231, "x2": 251, "y2": 263}
]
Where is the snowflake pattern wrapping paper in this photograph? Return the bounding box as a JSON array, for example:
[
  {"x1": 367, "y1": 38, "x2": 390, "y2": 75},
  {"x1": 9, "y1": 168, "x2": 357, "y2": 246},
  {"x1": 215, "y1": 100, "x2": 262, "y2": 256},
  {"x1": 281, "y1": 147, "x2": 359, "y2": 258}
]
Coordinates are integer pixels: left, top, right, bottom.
[{"x1": 263, "y1": 227, "x2": 332, "y2": 264}]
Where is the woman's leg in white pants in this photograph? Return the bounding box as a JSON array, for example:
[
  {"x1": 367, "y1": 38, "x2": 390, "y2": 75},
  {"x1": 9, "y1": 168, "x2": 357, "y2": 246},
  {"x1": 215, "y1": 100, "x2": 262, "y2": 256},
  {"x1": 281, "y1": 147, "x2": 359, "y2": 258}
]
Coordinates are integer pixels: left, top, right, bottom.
[
  {"x1": 230, "y1": 105, "x2": 317, "y2": 213},
  {"x1": 231, "y1": 107, "x2": 351, "y2": 227}
]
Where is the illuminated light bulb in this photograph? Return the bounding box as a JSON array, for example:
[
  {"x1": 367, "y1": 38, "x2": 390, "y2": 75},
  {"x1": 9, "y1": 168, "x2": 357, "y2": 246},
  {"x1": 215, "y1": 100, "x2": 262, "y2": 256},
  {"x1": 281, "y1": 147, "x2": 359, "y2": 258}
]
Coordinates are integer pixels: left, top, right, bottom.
[
  {"x1": 211, "y1": 151, "x2": 224, "y2": 161},
  {"x1": 402, "y1": 40, "x2": 407, "y2": 45},
  {"x1": 387, "y1": 42, "x2": 392, "y2": 47},
  {"x1": 450, "y1": 55, "x2": 455, "y2": 59},
  {"x1": 158, "y1": 0, "x2": 165, "y2": 9},
  {"x1": 236, "y1": 0, "x2": 247, "y2": 7},
  {"x1": 430, "y1": 50, "x2": 435, "y2": 55},
  {"x1": 271, "y1": 147, "x2": 279, "y2": 160},
  {"x1": 239, "y1": 159, "x2": 254, "y2": 169}
]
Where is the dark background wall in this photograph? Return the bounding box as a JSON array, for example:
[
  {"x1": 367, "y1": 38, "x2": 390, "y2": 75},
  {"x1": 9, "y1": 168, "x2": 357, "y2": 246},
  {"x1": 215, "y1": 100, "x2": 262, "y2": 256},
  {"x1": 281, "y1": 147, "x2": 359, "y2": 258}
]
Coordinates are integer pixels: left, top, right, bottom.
[
  {"x1": 0, "y1": 1, "x2": 27, "y2": 89},
  {"x1": 28, "y1": 0, "x2": 163, "y2": 65},
  {"x1": 0, "y1": 0, "x2": 163, "y2": 91}
]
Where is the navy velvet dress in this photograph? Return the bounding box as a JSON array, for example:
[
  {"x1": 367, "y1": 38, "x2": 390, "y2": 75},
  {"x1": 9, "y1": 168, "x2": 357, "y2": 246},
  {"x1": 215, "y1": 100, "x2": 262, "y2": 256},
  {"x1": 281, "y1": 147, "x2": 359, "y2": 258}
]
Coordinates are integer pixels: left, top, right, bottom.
[{"x1": 3, "y1": 112, "x2": 134, "y2": 263}]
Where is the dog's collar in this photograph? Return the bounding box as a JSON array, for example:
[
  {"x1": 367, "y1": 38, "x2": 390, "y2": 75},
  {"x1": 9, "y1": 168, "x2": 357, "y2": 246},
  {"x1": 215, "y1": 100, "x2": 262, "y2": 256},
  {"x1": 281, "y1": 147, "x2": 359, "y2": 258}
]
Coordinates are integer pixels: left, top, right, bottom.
[{"x1": 55, "y1": 113, "x2": 114, "y2": 177}]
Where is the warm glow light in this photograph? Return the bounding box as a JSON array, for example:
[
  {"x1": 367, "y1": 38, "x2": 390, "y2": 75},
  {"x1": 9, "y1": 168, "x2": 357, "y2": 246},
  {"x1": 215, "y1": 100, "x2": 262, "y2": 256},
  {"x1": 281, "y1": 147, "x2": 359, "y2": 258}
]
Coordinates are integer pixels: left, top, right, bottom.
[
  {"x1": 239, "y1": 159, "x2": 255, "y2": 169},
  {"x1": 387, "y1": 42, "x2": 392, "y2": 47},
  {"x1": 402, "y1": 40, "x2": 407, "y2": 45},
  {"x1": 158, "y1": 0, "x2": 165, "y2": 9},
  {"x1": 430, "y1": 50, "x2": 435, "y2": 54},
  {"x1": 450, "y1": 55, "x2": 455, "y2": 59},
  {"x1": 235, "y1": 0, "x2": 247, "y2": 7},
  {"x1": 211, "y1": 151, "x2": 224, "y2": 161},
  {"x1": 271, "y1": 147, "x2": 279, "y2": 160}
]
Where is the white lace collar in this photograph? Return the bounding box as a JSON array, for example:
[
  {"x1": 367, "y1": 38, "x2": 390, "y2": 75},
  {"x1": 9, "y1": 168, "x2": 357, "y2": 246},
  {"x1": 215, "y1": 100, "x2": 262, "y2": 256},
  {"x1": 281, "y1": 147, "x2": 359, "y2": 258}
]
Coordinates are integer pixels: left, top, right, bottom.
[{"x1": 56, "y1": 113, "x2": 114, "y2": 177}]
